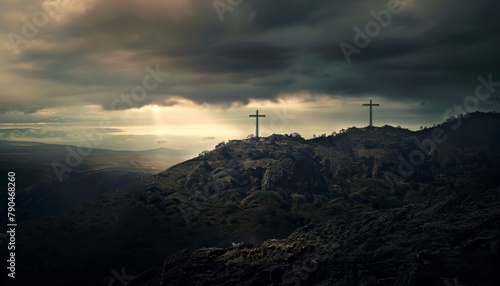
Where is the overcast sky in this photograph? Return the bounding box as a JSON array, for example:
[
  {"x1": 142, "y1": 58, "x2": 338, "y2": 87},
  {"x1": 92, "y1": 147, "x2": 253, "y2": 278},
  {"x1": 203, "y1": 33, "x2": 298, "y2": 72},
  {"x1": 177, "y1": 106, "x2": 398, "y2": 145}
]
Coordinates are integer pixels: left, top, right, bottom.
[{"x1": 1, "y1": 0, "x2": 499, "y2": 152}]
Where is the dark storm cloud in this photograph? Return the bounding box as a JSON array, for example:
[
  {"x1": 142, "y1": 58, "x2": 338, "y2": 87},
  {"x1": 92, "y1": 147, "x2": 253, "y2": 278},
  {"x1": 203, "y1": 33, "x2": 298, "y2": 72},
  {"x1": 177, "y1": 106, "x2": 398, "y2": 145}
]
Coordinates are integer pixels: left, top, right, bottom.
[
  {"x1": 10, "y1": 49, "x2": 127, "y2": 87},
  {"x1": 2, "y1": 0, "x2": 500, "y2": 114},
  {"x1": 176, "y1": 40, "x2": 294, "y2": 74},
  {"x1": 306, "y1": 0, "x2": 500, "y2": 108},
  {"x1": 246, "y1": 0, "x2": 332, "y2": 29}
]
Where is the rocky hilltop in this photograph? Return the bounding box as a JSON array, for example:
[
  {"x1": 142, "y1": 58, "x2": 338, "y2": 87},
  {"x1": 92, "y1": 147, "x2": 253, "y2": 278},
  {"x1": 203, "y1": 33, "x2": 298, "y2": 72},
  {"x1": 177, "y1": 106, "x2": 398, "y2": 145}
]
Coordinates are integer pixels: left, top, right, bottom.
[
  {"x1": 8, "y1": 112, "x2": 500, "y2": 285},
  {"x1": 125, "y1": 112, "x2": 500, "y2": 286}
]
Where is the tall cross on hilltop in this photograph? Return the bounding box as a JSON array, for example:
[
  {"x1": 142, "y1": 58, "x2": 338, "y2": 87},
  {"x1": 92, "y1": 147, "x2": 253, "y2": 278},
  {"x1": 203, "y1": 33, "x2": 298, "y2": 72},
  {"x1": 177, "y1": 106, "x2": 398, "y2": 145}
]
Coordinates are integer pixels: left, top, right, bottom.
[
  {"x1": 362, "y1": 98, "x2": 380, "y2": 127},
  {"x1": 249, "y1": 110, "x2": 266, "y2": 140}
]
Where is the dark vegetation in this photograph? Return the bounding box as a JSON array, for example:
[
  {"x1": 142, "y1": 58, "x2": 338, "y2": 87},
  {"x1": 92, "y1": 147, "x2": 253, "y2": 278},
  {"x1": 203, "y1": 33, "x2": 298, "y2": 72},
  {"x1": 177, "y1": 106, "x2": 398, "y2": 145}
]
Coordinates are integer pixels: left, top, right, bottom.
[{"x1": 1, "y1": 112, "x2": 499, "y2": 285}]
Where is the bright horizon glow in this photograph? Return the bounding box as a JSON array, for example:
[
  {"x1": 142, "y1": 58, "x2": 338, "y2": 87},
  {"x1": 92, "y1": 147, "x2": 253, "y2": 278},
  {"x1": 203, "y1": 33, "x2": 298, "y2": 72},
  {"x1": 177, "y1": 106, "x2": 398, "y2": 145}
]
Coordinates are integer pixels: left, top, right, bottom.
[
  {"x1": 1, "y1": 95, "x2": 434, "y2": 137},
  {"x1": 0, "y1": 87, "x2": 489, "y2": 155}
]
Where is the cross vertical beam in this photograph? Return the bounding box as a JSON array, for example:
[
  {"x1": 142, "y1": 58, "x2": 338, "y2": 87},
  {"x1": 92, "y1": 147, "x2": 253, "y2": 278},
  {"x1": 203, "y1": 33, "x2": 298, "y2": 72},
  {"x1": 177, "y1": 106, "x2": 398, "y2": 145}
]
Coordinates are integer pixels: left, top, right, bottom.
[
  {"x1": 362, "y1": 98, "x2": 380, "y2": 127},
  {"x1": 249, "y1": 110, "x2": 266, "y2": 140}
]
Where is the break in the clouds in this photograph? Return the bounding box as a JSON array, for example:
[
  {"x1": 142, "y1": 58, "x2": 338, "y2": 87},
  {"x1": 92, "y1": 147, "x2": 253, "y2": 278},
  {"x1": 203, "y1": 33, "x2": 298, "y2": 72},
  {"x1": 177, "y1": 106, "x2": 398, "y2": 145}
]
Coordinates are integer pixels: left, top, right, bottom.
[{"x1": 0, "y1": 0, "x2": 499, "y2": 118}]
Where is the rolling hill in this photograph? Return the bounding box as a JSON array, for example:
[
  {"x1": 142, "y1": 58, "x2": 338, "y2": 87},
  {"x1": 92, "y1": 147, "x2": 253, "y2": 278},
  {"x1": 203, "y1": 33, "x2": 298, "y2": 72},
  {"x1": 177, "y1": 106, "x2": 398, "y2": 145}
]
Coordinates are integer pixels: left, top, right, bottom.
[{"x1": 2, "y1": 112, "x2": 500, "y2": 286}]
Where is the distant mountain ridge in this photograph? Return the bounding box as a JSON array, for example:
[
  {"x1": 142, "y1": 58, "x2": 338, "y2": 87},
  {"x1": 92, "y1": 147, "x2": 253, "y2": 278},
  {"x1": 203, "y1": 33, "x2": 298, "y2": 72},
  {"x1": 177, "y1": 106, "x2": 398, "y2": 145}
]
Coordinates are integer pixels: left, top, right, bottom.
[
  {"x1": 0, "y1": 140, "x2": 188, "y2": 174},
  {"x1": 0, "y1": 141, "x2": 189, "y2": 228}
]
